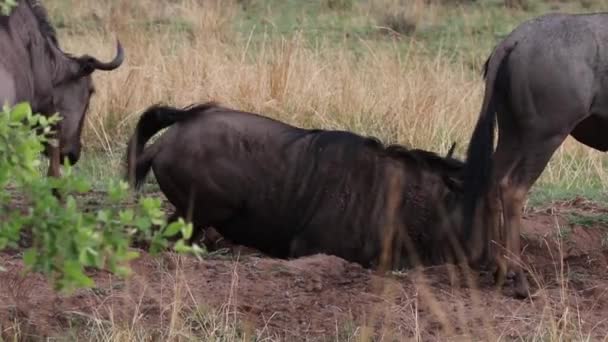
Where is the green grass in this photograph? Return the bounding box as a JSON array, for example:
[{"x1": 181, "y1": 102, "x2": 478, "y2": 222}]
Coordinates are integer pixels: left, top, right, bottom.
[
  {"x1": 528, "y1": 184, "x2": 608, "y2": 207},
  {"x1": 233, "y1": 0, "x2": 608, "y2": 68},
  {"x1": 567, "y1": 212, "x2": 608, "y2": 228}
]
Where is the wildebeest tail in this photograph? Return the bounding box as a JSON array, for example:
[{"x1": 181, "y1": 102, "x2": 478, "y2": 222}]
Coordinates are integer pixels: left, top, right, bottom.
[
  {"x1": 461, "y1": 41, "x2": 518, "y2": 247},
  {"x1": 125, "y1": 101, "x2": 219, "y2": 189}
]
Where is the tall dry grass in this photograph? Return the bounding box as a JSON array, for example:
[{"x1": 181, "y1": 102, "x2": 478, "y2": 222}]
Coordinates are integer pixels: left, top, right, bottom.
[
  {"x1": 48, "y1": 0, "x2": 608, "y2": 195},
  {"x1": 2, "y1": 246, "x2": 602, "y2": 341}
]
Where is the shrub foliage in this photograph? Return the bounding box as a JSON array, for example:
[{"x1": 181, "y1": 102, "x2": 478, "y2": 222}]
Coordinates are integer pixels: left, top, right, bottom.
[{"x1": 0, "y1": 102, "x2": 202, "y2": 293}]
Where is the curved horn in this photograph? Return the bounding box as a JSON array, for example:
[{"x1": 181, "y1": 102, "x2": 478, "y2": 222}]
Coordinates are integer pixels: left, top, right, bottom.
[
  {"x1": 90, "y1": 40, "x2": 124, "y2": 71},
  {"x1": 446, "y1": 142, "x2": 456, "y2": 158}
]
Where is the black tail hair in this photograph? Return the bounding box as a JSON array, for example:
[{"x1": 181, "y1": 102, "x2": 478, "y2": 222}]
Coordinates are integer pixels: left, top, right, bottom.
[
  {"x1": 461, "y1": 41, "x2": 518, "y2": 251},
  {"x1": 124, "y1": 101, "x2": 220, "y2": 190}
]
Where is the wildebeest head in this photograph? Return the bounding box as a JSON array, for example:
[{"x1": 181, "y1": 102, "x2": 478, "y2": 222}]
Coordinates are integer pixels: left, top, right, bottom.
[
  {"x1": 25, "y1": 0, "x2": 124, "y2": 165},
  {"x1": 47, "y1": 41, "x2": 124, "y2": 164},
  {"x1": 381, "y1": 142, "x2": 466, "y2": 268}
]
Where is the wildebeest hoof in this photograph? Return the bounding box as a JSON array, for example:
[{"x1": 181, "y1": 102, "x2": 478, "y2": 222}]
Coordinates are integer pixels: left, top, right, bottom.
[
  {"x1": 513, "y1": 275, "x2": 530, "y2": 299},
  {"x1": 493, "y1": 268, "x2": 507, "y2": 289}
]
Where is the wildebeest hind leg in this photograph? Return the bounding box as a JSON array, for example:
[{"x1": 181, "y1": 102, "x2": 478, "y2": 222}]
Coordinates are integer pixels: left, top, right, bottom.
[
  {"x1": 497, "y1": 134, "x2": 567, "y2": 298},
  {"x1": 478, "y1": 133, "x2": 521, "y2": 289},
  {"x1": 46, "y1": 136, "x2": 62, "y2": 199}
]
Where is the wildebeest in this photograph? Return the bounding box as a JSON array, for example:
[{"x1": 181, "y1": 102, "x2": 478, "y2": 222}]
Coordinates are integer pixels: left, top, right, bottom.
[
  {"x1": 125, "y1": 102, "x2": 468, "y2": 271},
  {"x1": 462, "y1": 13, "x2": 608, "y2": 298},
  {"x1": 0, "y1": 0, "x2": 124, "y2": 177}
]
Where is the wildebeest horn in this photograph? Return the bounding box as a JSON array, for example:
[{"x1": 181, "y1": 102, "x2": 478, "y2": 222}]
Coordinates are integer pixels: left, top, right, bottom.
[
  {"x1": 446, "y1": 142, "x2": 456, "y2": 158},
  {"x1": 87, "y1": 40, "x2": 124, "y2": 71},
  {"x1": 80, "y1": 39, "x2": 125, "y2": 75}
]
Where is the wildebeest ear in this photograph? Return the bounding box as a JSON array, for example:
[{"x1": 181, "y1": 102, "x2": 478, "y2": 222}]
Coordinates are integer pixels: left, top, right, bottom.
[
  {"x1": 443, "y1": 174, "x2": 463, "y2": 192},
  {"x1": 77, "y1": 56, "x2": 97, "y2": 76},
  {"x1": 446, "y1": 142, "x2": 456, "y2": 159}
]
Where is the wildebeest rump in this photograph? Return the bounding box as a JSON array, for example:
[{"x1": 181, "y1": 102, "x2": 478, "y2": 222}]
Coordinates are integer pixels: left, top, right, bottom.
[
  {"x1": 0, "y1": 0, "x2": 124, "y2": 177},
  {"x1": 125, "y1": 102, "x2": 468, "y2": 270},
  {"x1": 462, "y1": 13, "x2": 608, "y2": 298}
]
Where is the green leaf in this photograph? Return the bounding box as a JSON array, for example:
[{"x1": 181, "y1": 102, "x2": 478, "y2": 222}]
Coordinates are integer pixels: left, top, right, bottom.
[
  {"x1": 190, "y1": 244, "x2": 207, "y2": 259},
  {"x1": 64, "y1": 260, "x2": 94, "y2": 288},
  {"x1": 125, "y1": 250, "x2": 140, "y2": 261},
  {"x1": 23, "y1": 249, "x2": 37, "y2": 267},
  {"x1": 74, "y1": 178, "x2": 91, "y2": 193},
  {"x1": 134, "y1": 217, "x2": 152, "y2": 231},
  {"x1": 0, "y1": 237, "x2": 9, "y2": 250},
  {"x1": 119, "y1": 209, "x2": 134, "y2": 224},
  {"x1": 163, "y1": 221, "x2": 183, "y2": 238},
  {"x1": 108, "y1": 179, "x2": 128, "y2": 202},
  {"x1": 181, "y1": 221, "x2": 193, "y2": 240},
  {"x1": 114, "y1": 265, "x2": 132, "y2": 277},
  {"x1": 0, "y1": 0, "x2": 17, "y2": 16},
  {"x1": 97, "y1": 210, "x2": 110, "y2": 223},
  {"x1": 10, "y1": 102, "x2": 31, "y2": 122},
  {"x1": 173, "y1": 240, "x2": 192, "y2": 254},
  {"x1": 81, "y1": 248, "x2": 100, "y2": 267}
]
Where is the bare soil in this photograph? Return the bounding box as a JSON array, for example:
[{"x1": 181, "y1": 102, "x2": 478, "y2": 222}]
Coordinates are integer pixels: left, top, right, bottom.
[{"x1": 1, "y1": 193, "x2": 608, "y2": 341}]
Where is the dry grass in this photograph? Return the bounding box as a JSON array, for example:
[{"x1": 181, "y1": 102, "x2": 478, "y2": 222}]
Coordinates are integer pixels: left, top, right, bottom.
[
  {"x1": 369, "y1": 0, "x2": 440, "y2": 35},
  {"x1": 47, "y1": 0, "x2": 608, "y2": 197},
  {"x1": 1, "y1": 243, "x2": 602, "y2": 341}
]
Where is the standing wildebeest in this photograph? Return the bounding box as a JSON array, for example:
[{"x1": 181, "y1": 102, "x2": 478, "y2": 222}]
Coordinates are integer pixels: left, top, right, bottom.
[
  {"x1": 0, "y1": 0, "x2": 124, "y2": 177},
  {"x1": 125, "y1": 102, "x2": 468, "y2": 271},
  {"x1": 463, "y1": 13, "x2": 608, "y2": 298}
]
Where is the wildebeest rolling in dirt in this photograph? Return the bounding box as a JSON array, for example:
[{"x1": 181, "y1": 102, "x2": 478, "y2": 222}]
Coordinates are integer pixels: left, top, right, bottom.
[
  {"x1": 125, "y1": 102, "x2": 468, "y2": 271},
  {"x1": 0, "y1": 0, "x2": 124, "y2": 177},
  {"x1": 463, "y1": 12, "x2": 608, "y2": 298}
]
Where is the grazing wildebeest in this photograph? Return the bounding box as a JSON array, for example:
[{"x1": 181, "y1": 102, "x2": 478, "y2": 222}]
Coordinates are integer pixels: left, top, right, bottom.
[
  {"x1": 462, "y1": 13, "x2": 608, "y2": 298},
  {"x1": 0, "y1": 0, "x2": 124, "y2": 177},
  {"x1": 125, "y1": 102, "x2": 469, "y2": 270}
]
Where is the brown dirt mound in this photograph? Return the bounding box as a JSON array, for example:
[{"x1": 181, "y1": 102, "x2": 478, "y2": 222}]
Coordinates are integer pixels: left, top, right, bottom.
[{"x1": 1, "y1": 195, "x2": 608, "y2": 341}]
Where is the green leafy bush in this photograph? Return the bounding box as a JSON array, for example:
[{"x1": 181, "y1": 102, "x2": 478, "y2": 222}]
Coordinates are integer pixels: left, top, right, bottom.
[
  {"x1": 0, "y1": 0, "x2": 16, "y2": 16},
  {"x1": 0, "y1": 102, "x2": 203, "y2": 293}
]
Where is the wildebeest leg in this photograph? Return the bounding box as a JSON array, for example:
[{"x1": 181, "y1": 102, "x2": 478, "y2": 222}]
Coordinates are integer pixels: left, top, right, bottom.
[
  {"x1": 481, "y1": 186, "x2": 503, "y2": 270},
  {"x1": 157, "y1": 174, "x2": 239, "y2": 249},
  {"x1": 47, "y1": 144, "x2": 61, "y2": 177},
  {"x1": 482, "y1": 138, "x2": 520, "y2": 286},
  {"x1": 46, "y1": 136, "x2": 62, "y2": 199},
  {"x1": 494, "y1": 134, "x2": 567, "y2": 298}
]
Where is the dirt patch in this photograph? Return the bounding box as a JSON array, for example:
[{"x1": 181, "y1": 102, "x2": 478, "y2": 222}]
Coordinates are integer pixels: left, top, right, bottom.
[{"x1": 1, "y1": 195, "x2": 608, "y2": 341}]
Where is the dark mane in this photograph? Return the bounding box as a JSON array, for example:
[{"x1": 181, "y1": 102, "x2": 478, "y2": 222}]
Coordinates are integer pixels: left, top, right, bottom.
[
  {"x1": 373, "y1": 140, "x2": 464, "y2": 173},
  {"x1": 392, "y1": 145, "x2": 464, "y2": 171},
  {"x1": 26, "y1": 0, "x2": 58, "y2": 46},
  {"x1": 183, "y1": 101, "x2": 222, "y2": 113}
]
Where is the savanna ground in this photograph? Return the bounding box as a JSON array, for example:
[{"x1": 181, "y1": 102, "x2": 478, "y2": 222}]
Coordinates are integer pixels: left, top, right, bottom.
[{"x1": 3, "y1": 0, "x2": 608, "y2": 340}]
